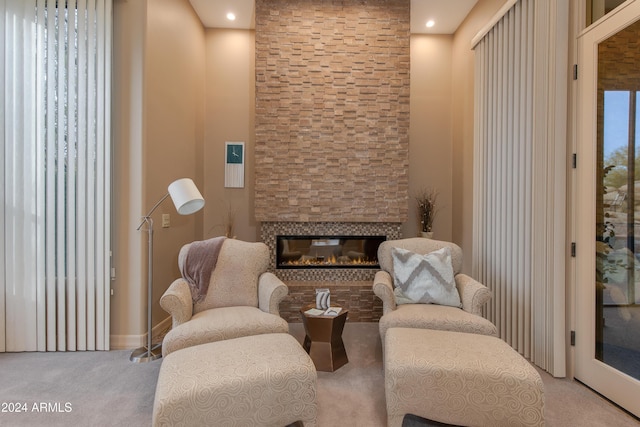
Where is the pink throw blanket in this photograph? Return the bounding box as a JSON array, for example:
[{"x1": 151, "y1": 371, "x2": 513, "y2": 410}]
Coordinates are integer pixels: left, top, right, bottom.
[{"x1": 181, "y1": 236, "x2": 226, "y2": 303}]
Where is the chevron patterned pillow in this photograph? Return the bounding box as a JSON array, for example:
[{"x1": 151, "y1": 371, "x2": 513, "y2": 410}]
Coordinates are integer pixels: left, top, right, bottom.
[{"x1": 391, "y1": 246, "x2": 462, "y2": 307}]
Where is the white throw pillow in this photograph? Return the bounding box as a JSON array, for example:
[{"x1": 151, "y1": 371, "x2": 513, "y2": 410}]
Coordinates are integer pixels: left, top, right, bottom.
[{"x1": 391, "y1": 246, "x2": 462, "y2": 307}]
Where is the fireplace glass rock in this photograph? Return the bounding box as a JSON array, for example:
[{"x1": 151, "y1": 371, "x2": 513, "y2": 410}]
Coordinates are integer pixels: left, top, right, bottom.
[{"x1": 277, "y1": 236, "x2": 385, "y2": 269}]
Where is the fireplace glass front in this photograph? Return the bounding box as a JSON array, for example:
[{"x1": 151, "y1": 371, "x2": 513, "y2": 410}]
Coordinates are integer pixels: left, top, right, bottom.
[{"x1": 276, "y1": 235, "x2": 385, "y2": 269}]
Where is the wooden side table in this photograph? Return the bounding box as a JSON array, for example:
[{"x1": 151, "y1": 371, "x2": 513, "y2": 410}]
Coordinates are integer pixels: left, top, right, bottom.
[{"x1": 299, "y1": 304, "x2": 349, "y2": 372}]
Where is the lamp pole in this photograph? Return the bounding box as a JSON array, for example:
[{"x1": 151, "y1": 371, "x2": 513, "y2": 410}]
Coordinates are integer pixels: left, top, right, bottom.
[
  {"x1": 130, "y1": 201, "x2": 167, "y2": 362},
  {"x1": 129, "y1": 179, "x2": 204, "y2": 363}
]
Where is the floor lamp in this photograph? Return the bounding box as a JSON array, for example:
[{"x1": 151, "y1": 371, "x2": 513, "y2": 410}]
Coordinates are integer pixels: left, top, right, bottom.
[{"x1": 130, "y1": 178, "x2": 205, "y2": 363}]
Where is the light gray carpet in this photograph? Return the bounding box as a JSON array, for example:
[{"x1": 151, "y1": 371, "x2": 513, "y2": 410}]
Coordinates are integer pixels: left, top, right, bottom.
[
  {"x1": 0, "y1": 347, "x2": 159, "y2": 426},
  {"x1": 0, "y1": 322, "x2": 638, "y2": 426}
]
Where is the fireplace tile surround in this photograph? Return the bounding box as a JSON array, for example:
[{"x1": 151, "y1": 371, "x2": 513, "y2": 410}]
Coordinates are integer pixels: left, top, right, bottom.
[
  {"x1": 261, "y1": 222, "x2": 400, "y2": 282},
  {"x1": 262, "y1": 222, "x2": 401, "y2": 322}
]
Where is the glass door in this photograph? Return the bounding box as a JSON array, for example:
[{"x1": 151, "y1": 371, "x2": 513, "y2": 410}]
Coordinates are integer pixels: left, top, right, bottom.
[
  {"x1": 598, "y1": 89, "x2": 640, "y2": 376},
  {"x1": 576, "y1": 1, "x2": 640, "y2": 418}
]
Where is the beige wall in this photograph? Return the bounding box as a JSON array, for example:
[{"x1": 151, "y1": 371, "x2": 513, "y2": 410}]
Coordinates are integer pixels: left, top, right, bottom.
[
  {"x1": 145, "y1": 0, "x2": 206, "y2": 329},
  {"x1": 111, "y1": 0, "x2": 205, "y2": 343},
  {"x1": 112, "y1": 0, "x2": 147, "y2": 342},
  {"x1": 204, "y1": 29, "x2": 454, "y2": 241},
  {"x1": 404, "y1": 34, "x2": 454, "y2": 240},
  {"x1": 203, "y1": 29, "x2": 257, "y2": 242},
  {"x1": 110, "y1": 0, "x2": 505, "y2": 341},
  {"x1": 451, "y1": 0, "x2": 507, "y2": 272}
]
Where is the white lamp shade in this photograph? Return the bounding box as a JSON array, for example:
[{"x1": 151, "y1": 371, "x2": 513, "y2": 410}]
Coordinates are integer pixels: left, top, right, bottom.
[{"x1": 167, "y1": 178, "x2": 205, "y2": 215}]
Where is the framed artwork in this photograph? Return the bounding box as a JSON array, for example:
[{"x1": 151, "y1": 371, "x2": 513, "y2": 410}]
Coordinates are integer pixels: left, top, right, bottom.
[{"x1": 224, "y1": 142, "x2": 245, "y2": 188}]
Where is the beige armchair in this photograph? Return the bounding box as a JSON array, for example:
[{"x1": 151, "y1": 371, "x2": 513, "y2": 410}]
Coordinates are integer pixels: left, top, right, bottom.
[
  {"x1": 160, "y1": 238, "x2": 289, "y2": 357},
  {"x1": 373, "y1": 238, "x2": 497, "y2": 344}
]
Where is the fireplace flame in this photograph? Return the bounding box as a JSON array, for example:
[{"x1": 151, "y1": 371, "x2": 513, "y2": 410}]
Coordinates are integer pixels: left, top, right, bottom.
[{"x1": 281, "y1": 253, "x2": 378, "y2": 267}]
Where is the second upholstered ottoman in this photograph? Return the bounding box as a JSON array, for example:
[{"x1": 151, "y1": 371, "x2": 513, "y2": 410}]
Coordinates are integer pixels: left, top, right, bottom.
[{"x1": 384, "y1": 327, "x2": 544, "y2": 427}]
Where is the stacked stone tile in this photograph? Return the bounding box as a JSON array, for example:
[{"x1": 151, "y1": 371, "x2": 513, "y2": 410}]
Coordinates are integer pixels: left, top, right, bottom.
[{"x1": 254, "y1": 0, "x2": 410, "y2": 223}]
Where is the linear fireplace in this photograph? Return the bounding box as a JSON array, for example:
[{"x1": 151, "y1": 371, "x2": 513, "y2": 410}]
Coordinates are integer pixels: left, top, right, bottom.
[
  {"x1": 277, "y1": 235, "x2": 385, "y2": 269},
  {"x1": 261, "y1": 222, "x2": 401, "y2": 282}
]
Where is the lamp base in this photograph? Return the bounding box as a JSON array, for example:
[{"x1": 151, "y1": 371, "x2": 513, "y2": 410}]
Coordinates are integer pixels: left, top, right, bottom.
[{"x1": 129, "y1": 343, "x2": 163, "y2": 363}]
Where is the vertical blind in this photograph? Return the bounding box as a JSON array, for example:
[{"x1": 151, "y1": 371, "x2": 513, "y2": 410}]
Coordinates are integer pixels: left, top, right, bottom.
[
  {"x1": 472, "y1": 0, "x2": 567, "y2": 375},
  {"x1": 1, "y1": 0, "x2": 112, "y2": 352}
]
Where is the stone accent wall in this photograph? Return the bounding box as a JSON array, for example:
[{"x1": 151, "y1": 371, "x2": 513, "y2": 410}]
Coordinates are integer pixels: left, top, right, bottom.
[
  {"x1": 254, "y1": 0, "x2": 410, "y2": 223},
  {"x1": 597, "y1": 20, "x2": 640, "y2": 90},
  {"x1": 279, "y1": 281, "x2": 383, "y2": 323}
]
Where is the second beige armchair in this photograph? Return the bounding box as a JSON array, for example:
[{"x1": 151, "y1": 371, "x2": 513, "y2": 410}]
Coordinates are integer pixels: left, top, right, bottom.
[
  {"x1": 160, "y1": 238, "x2": 289, "y2": 357},
  {"x1": 373, "y1": 238, "x2": 497, "y2": 345}
]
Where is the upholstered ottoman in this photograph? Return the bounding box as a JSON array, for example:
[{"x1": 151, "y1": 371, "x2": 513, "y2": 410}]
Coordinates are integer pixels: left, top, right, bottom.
[
  {"x1": 153, "y1": 333, "x2": 318, "y2": 427},
  {"x1": 384, "y1": 328, "x2": 544, "y2": 427}
]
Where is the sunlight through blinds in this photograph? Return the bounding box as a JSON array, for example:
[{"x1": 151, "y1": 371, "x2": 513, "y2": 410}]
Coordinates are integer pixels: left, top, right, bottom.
[{"x1": 1, "y1": 0, "x2": 112, "y2": 352}]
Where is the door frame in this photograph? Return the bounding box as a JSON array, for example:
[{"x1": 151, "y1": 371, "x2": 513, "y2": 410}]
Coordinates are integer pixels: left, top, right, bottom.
[{"x1": 575, "y1": 0, "x2": 640, "y2": 418}]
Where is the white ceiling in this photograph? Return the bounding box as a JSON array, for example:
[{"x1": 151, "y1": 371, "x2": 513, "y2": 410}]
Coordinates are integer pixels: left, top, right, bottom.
[
  {"x1": 189, "y1": 0, "x2": 255, "y2": 30},
  {"x1": 411, "y1": 0, "x2": 478, "y2": 34},
  {"x1": 189, "y1": 0, "x2": 478, "y2": 35}
]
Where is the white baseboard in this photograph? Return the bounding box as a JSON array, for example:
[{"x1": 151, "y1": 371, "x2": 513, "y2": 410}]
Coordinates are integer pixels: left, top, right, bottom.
[{"x1": 110, "y1": 316, "x2": 171, "y2": 350}]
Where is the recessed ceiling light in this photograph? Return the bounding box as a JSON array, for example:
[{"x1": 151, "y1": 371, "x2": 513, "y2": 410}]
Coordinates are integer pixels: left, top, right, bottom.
[
  {"x1": 426, "y1": 20, "x2": 435, "y2": 28},
  {"x1": 226, "y1": 12, "x2": 236, "y2": 21}
]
